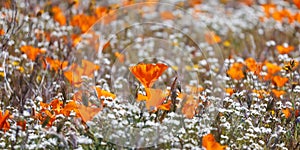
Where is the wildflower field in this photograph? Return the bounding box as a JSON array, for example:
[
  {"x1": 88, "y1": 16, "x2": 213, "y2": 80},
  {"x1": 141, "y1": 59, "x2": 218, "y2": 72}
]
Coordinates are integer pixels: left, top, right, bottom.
[{"x1": 0, "y1": 0, "x2": 300, "y2": 149}]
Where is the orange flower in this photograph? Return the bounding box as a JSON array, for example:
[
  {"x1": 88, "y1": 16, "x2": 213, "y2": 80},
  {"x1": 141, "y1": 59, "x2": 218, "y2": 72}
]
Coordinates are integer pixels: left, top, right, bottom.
[
  {"x1": 271, "y1": 89, "x2": 285, "y2": 98},
  {"x1": 0, "y1": 110, "x2": 10, "y2": 132},
  {"x1": 0, "y1": 29, "x2": 4, "y2": 35},
  {"x1": 43, "y1": 57, "x2": 68, "y2": 71},
  {"x1": 129, "y1": 63, "x2": 168, "y2": 88},
  {"x1": 295, "y1": 12, "x2": 300, "y2": 22},
  {"x1": 294, "y1": 0, "x2": 300, "y2": 9},
  {"x1": 64, "y1": 60, "x2": 99, "y2": 87},
  {"x1": 94, "y1": 6, "x2": 117, "y2": 24},
  {"x1": 272, "y1": 76, "x2": 288, "y2": 87},
  {"x1": 20, "y1": 45, "x2": 46, "y2": 61},
  {"x1": 77, "y1": 104, "x2": 101, "y2": 123},
  {"x1": 202, "y1": 134, "x2": 227, "y2": 150},
  {"x1": 265, "y1": 62, "x2": 282, "y2": 75},
  {"x1": 71, "y1": 14, "x2": 97, "y2": 33},
  {"x1": 160, "y1": 11, "x2": 175, "y2": 20},
  {"x1": 272, "y1": 9, "x2": 294, "y2": 23},
  {"x1": 227, "y1": 62, "x2": 244, "y2": 80},
  {"x1": 245, "y1": 58, "x2": 262, "y2": 75},
  {"x1": 276, "y1": 45, "x2": 294, "y2": 54},
  {"x1": 81, "y1": 59, "x2": 100, "y2": 77},
  {"x1": 182, "y1": 95, "x2": 198, "y2": 119},
  {"x1": 253, "y1": 89, "x2": 269, "y2": 99},
  {"x1": 137, "y1": 88, "x2": 171, "y2": 111},
  {"x1": 52, "y1": 6, "x2": 66, "y2": 26},
  {"x1": 205, "y1": 31, "x2": 221, "y2": 45},
  {"x1": 64, "y1": 63, "x2": 84, "y2": 87},
  {"x1": 188, "y1": 0, "x2": 202, "y2": 7},
  {"x1": 282, "y1": 108, "x2": 291, "y2": 118},
  {"x1": 17, "y1": 120, "x2": 26, "y2": 131},
  {"x1": 115, "y1": 52, "x2": 125, "y2": 63},
  {"x1": 261, "y1": 4, "x2": 276, "y2": 18},
  {"x1": 225, "y1": 88, "x2": 234, "y2": 96},
  {"x1": 95, "y1": 87, "x2": 116, "y2": 99}
]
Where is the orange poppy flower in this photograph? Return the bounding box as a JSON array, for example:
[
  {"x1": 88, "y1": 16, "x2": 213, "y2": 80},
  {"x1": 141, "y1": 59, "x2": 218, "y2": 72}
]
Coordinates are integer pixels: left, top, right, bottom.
[
  {"x1": 294, "y1": 0, "x2": 300, "y2": 9},
  {"x1": 64, "y1": 63, "x2": 84, "y2": 87},
  {"x1": 137, "y1": 88, "x2": 171, "y2": 111},
  {"x1": 94, "y1": 6, "x2": 117, "y2": 25},
  {"x1": 95, "y1": 87, "x2": 116, "y2": 99},
  {"x1": 276, "y1": 45, "x2": 294, "y2": 54},
  {"x1": 17, "y1": 120, "x2": 26, "y2": 131},
  {"x1": 205, "y1": 31, "x2": 221, "y2": 45},
  {"x1": 0, "y1": 29, "x2": 4, "y2": 35},
  {"x1": 188, "y1": 0, "x2": 202, "y2": 7},
  {"x1": 265, "y1": 62, "x2": 282, "y2": 75},
  {"x1": 239, "y1": 0, "x2": 254, "y2": 6},
  {"x1": 227, "y1": 62, "x2": 244, "y2": 80},
  {"x1": 261, "y1": 4, "x2": 276, "y2": 18},
  {"x1": 245, "y1": 58, "x2": 262, "y2": 75},
  {"x1": 272, "y1": 76, "x2": 288, "y2": 87},
  {"x1": 20, "y1": 45, "x2": 46, "y2": 61},
  {"x1": 225, "y1": 88, "x2": 234, "y2": 96},
  {"x1": 43, "y1": 57, "x2": 68, "y2": 71},
  {"x1": 202, "y1": 134, "x2": 227, "y2": 150},
  {"x1": 271, "y1": 89, "x2": 285, "y2": 98},
  {"x1": 115, "y1": 52, "x2": 125, "y2": 63},
  {"x1": 71, "y1": 14, "x2": 97, "y2": 33},
  {"x1": 182, "y1": 95, "x2": 198, "y2": 119},
  {"x1": 272, "y1": 9, "x2": 294, "y2": 23},
  {"x1": 253, "y1": 89, "x2": 269, "y2": 99},
  {"x1": 52, "y1": 6, "x2": 66, "y2": 26},
  {"x1": 77, "y1": 104, "x2": 101, "y2": 123},
  {"x1": 129, "y1": 63, "x2": 168, "y2": 88},
  {"x1": 81, "y1": 59, "x2": 100, "y2": 77},
  {"x1": 0, "y1": 110, "x2": 10, "y2": 132},
  {"x1": 295, "y1": 12, "x2": 300, "y2": 22},
  {"x1": 282, "y1": 108, "x2": 291, "y2": 118},
  {"x1": 71, "y1": 34, "x2": 82, "y2": 47},
  {"x1": 160, "y1": 11, "x2": 175, "y2": 20}
]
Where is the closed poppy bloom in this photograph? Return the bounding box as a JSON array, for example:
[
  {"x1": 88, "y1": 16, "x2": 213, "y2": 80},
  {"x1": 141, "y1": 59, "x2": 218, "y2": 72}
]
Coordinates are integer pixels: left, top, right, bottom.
[
  {"x1": 227, "y1": 62, "x2": 244, "y2": 80},
  {"x1": 276, "y1": 45, "x2": 294, "y2": 54},
  {"x1": 20, "y1": 45, "x2": 46, "y2": 61},
  {"x1": 271, "y1": 89, "x2": 285, "y2": 98},
  {"x1": 202, "y1": 134, "x2": 227, "y2": 150},
  {"x1": 129, "y1": 63, "x2": 168, "y2": 88},
  {"x1": 0, "y1": 110, "x2": 10, "y2": 132}
]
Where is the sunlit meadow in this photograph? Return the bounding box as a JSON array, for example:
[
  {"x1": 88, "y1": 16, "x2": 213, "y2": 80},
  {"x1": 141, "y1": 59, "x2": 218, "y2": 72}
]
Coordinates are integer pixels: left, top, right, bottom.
[{"x1": 0, "y1": 0, "x2": 300, "y2": 149}]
